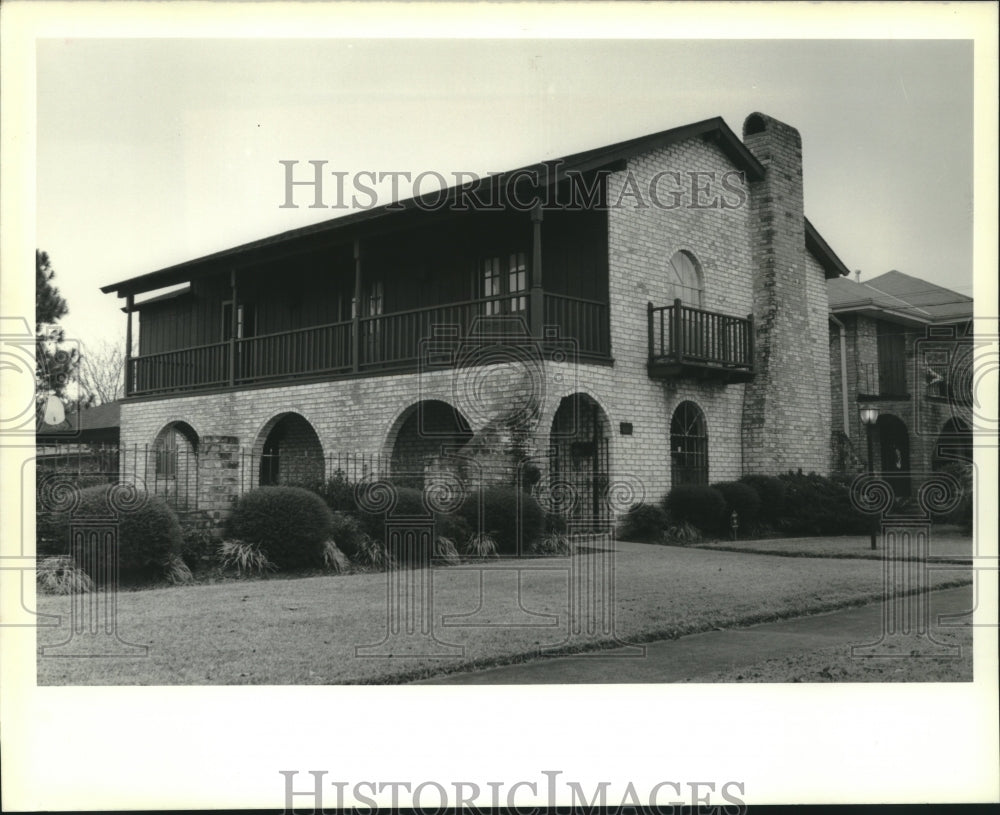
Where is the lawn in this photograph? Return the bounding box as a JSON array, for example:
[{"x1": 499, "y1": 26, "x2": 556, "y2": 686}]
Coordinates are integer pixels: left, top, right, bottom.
[
  {"x1": 679, "y1": 626, "x2": 973, "y2": 683},
  {"x1": 688, "y1": 526, "x2": 973, "y2": 561},
  {"x1": 36, "y1": 541, "x2": 972, "y2": 685}
]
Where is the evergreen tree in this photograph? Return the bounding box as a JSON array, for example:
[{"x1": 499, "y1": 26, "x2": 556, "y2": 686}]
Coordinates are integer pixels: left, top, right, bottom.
[{"x1": 36, "y1": 250, "x2": 83, "y2": 424}]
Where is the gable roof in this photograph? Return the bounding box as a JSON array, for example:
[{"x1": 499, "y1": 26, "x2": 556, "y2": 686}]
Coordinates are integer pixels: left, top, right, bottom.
[
  {"x1": 864, "y1": 270, "x2": 973, "y2": 321},
  {"x1": 827, "y1": 271, "x2": 972, "y2": 325},
  {"x1": 101, "y1": 114, "x2": 848, "y2": 296}
]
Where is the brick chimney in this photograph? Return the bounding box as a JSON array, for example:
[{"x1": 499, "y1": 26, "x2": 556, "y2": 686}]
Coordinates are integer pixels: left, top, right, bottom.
[{"x1": 740, "y1": 112, "x2": 831, "y2": 474}]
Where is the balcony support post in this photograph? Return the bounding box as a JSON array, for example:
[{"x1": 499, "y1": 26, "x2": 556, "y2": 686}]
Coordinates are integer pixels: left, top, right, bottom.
[
  {"x1": 352, "y1": 239, "x2": 362, "y2": 373},
  {"x1": 125, "y1": 293, "x2": 134, "y2": 397},
  {"x1": 647, "y1": 301, "x2": 654, "y2": 364},
  {"x1": 229, "y1": 269, "x2": 237, "y2": 387},
  {"x1": 673, "y1": 298, "x2": 684, "y2": 364},
  {"x1": 530, "y1": 204, "x2": 544, "y2": 341}
]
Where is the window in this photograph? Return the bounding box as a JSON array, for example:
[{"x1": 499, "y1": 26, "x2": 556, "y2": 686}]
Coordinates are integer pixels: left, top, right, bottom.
[
  {"x1": 155, "y1": 427, "x2": 178, "y2": 479},
  {"x1": 221, "y1": 302, "x2": 256, "y2": 340},
  {"x1": 877, "y1": 321, "x2": 908, "y2": 396},
  {"x1": 670, "y1": 401, "x2": 708, "y2": 486},
  {"x1": 666, "y1": 250, "x2": 704, "y2": 307},
  {"x1": 480, "y1": 252, "x2": 527, "y2": 315}
]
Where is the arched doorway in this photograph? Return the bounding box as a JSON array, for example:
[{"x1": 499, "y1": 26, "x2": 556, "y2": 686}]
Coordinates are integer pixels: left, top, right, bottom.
[
  {"x1": 387, "y1": 400, "x2": 473, "y2": 487},
  {"x1": 256, "y1": 413, "x2": 324, "y2": 487},
  {"x1": 152, "y1": 421, "x2": 199, "y2": 509},
  {"x1": 876, "y1": 413, "x2": 910, "y2": 498},
  {"x1": 670, "y1": 401, "x2": 708, "y2": 486},
  {"x1": 934, "y1": 417, "x2": 973, "y2": 469},
  {"x1": 549, "y1": 393, "x2": 611, "y2": 521}
]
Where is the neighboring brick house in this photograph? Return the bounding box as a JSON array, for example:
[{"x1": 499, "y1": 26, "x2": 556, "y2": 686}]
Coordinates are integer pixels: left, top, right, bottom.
[
  {"x1": 827, "y1": 270, "x2": 974, "y2": 496},
  {"x1": 100, "y1": 112, "x2": 850, "y2": 526}
]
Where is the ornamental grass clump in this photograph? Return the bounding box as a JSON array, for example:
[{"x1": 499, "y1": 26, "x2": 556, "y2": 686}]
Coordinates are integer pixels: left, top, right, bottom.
[
  {"x1": 321, "y1": 539, "x2": 351, "y2": 574},
  {"x1": 463, "y1": 532, "x2": 499, "y2": 560},
  {"x1": 529, "y1": 533, "x2": 573, "y2": 557},
  {"x1": 36, "y1": 556, "x2": 95, "y2": 595},
  {"x1": 217, "y1": 539, "x2": 276, "y2": 577},
  {"x1": 433, "y1": 536, "x2": 461, "y2": 566}
]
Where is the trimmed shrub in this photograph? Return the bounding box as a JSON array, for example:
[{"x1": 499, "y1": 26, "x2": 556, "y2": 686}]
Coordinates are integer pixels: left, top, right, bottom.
[
  {"x1": 329, "y1": 511, "x2": 365, "y2": 559},
  {"x1": 49, "y1": 485, "x2": 184, "y2": 584},
  {"x1": 661, "y1": 484, "x2": 727, "y2": 536},
  {"x1": 738, "y1": 474, "x2": 787, "y2": 526},
  {"x1": 227, "y1": 486, "x2": 334, "y2": 570},
  {"x1": 616, "y1": 503, "x2": 668, "y2": 543},
  {"x1": 712, "y1": 481, "x2": 762, "y2": 535},
  {"x1": 460, "y1": 486, "x2": 545, "y2": 555},
  {"x1": 777, "y1": 470, "x2": 875, "y2": 536},
  {"x1": 178, "y1": 524, "x2": 216, "y2": 571},
  {"x1": 933, "y1": 461, "x2": 973, "y2": 531},
  {"x1": 436, "y1": 512, "x2": 472, "y2": 547},
  {"x1": 313, "y1": 470, "x2": 360, "y2": 515}
]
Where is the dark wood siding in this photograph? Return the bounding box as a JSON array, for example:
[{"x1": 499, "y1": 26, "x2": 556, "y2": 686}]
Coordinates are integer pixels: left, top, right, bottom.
[
  {"x1": 877, "y1": 321, "x2": 908, "y2": 396},
  {"x1": 542, "y1": 208, "x2": 609, "y2": 302}
]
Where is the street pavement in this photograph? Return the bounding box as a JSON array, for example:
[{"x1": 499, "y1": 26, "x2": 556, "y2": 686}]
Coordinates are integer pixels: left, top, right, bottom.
[{"x1": 412, "y1": 585, "x2": 974, "y2": 684}]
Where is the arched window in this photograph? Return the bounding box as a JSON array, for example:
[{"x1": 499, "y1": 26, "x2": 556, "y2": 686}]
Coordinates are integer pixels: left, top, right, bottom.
[
  {"x1": 667, "y1": 250, "x2": 704, "y2": 307},
  {"x1": 670, "y1": 401, "x2": 708, "y2": 486}
]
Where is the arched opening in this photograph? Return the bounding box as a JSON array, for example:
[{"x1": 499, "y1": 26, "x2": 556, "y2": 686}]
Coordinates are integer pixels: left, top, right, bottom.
[
  {"x1": 670, "y1": 401, "x2": 708, "y2": 487},
  {"x1": 549, "y1": 393, "x2": 611, "y2": 521},
  {"x1": 876, "y1": 413, "x2": 911, "y2": 498},
  {"x1": 256, "y1": 413, "x2": 324, "y2": 487},
  {"x1": 667, "y1": 250, "x2": 704, "y2": 307},
  {"x1": 934, "y1": 417, "x2": 973, "y2": 469},
  {"x1": 152, "y1": 421, "x2": 199, "y2": 509},
  {"x1": 387, "y1": 400, "x2": 473, "y2": 487}
]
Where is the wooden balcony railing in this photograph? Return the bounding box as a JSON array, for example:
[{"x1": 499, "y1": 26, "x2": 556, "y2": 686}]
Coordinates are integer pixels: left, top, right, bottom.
[
  {"x1": 126, "y1": 293, "x2": 611, "y2": 396},
  {"x1": 648, "y1": 299, "x2": 754, "y2": 381}
]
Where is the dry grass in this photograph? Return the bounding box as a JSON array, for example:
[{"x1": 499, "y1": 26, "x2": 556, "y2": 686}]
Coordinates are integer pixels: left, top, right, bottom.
[{"x1": 36, "y1": 541, "x2": 973, "y2": 685}]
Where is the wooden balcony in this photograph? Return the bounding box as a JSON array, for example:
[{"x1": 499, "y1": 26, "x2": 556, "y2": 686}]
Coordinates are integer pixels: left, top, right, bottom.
[
  {"x1": 647, "y1": 299, "x2": 754, "y2": 382},
  {"x1": 126, "y1": 292, "x2": 610, "y2": 397}
]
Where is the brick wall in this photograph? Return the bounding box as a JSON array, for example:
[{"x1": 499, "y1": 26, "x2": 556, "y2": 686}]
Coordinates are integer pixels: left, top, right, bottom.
[
  {"x1": 740, "y1": 113, "x2": 832, "y2": 475},
  {"x1": 121, "y1": 114, "x2": 838, "y2": 520}
]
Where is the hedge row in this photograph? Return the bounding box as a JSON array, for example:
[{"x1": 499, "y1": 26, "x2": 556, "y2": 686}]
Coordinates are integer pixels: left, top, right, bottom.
[{"x1": 618, "y1": 471, "x2": 881, "y2": 542}]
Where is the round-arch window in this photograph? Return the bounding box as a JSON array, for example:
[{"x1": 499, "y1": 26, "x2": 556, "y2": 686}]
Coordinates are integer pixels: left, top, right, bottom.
[
  {"x1": 670, "y1": 401, "x2": 708, "y2": 486},
  {"x1": 667, "y1": 251, "x2": 704, "y2": 307}
]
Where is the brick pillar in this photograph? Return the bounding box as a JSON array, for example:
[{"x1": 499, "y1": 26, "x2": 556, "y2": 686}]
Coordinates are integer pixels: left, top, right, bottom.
[
  {"x1": 197, "y1": 435, "x2": 241, "y2": 530},
  {"x1": 741, "y1": 112, "x2": 830, "y2": 474}
]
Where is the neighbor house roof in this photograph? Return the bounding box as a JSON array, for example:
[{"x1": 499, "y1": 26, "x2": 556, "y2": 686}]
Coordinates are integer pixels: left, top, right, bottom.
[
  {"x1": 864, "y1": 270, "x2": 973, "y2": 322},
  {"x1": 36, "y1": 400, "x2": 121, "y2": 443},
  {"x1": 827, "y1": 271, "x2": 972, "y2": 326},
  {"x1": 101, "y1": 115, "x2": 847, "y2": 298}
]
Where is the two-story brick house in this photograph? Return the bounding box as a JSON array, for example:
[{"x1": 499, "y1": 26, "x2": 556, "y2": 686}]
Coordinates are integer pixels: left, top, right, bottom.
[
  {"x1": 100, "y1": 112, "x2": 849, "y2": 525},
  {"x1": 828, "y1": 270, "x2": 974, "y2": 497}
]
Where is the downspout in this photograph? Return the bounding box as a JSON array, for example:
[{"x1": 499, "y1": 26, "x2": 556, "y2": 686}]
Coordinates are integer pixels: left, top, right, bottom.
[{"x1": 829, "y1": 313, "x2": 850, "y2": 435}]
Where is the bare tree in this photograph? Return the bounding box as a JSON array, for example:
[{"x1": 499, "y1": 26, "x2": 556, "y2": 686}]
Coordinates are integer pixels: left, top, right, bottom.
[{"x1": 78, "y1": 336, "x2": 126, "y2": 405}]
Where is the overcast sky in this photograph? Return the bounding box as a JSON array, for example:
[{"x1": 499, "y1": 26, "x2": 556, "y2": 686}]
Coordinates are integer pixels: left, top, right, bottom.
[{"x1": 34, "y1": 34, "x2": 977, "y2": 351}]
